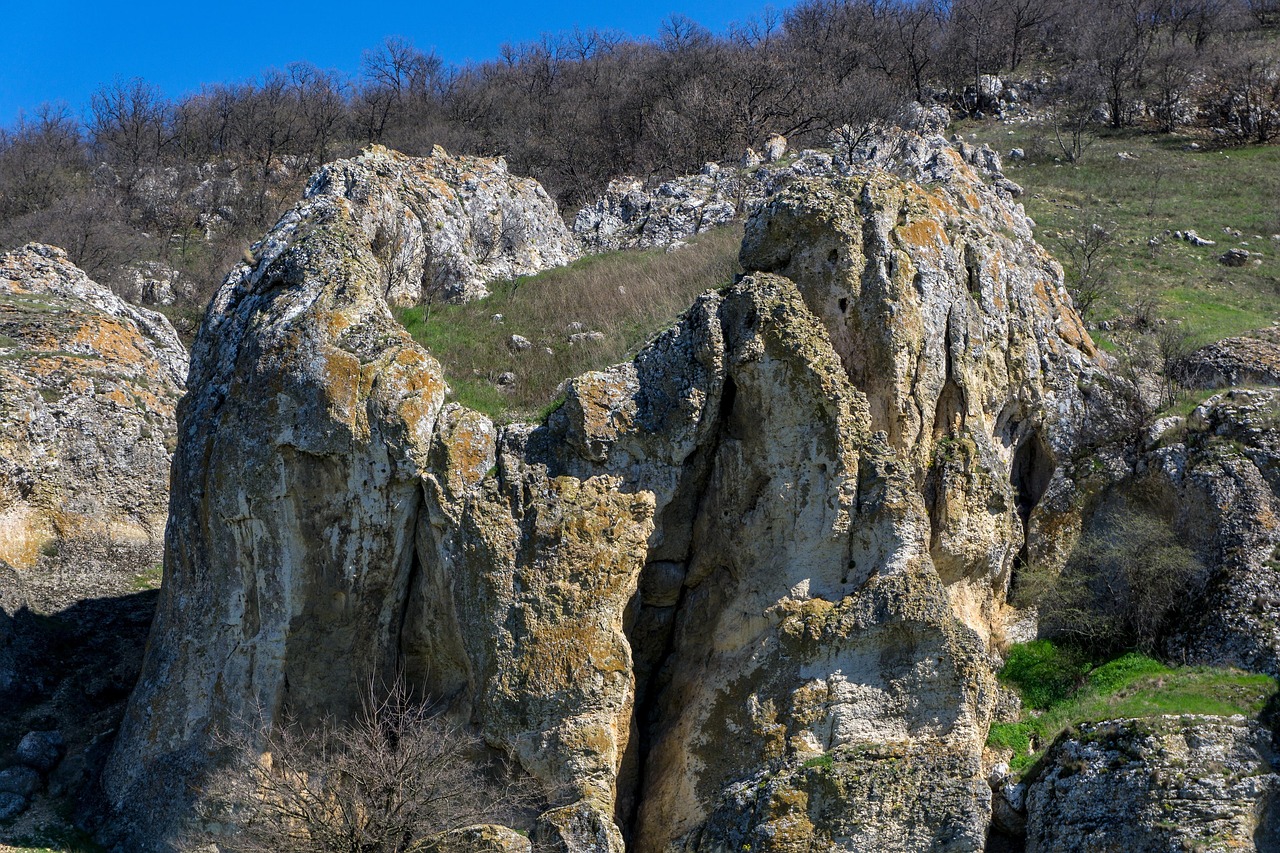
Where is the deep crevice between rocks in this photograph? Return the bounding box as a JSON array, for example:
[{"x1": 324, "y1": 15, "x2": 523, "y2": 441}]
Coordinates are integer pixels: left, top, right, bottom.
[
  {"x1": 1009, "y1": 429, "x2": 1053, "y2": 579},
  {"x1": 615, "y1": 372, "x2": 735, "y2": 850}
]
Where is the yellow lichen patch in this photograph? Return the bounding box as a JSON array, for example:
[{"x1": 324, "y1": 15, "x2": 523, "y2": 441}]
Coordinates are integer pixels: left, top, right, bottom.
[
  {"x1": 318, "y1": 309, "x2": 356, "y2": 341},
  {"x1": 895, "y1": 217, "x2": 948, "y2": 253},
  {"x1": 0, "y1": 507, "x2": 54, "y2": 569},
  {"x1": 439, "y1": 412, "x2": 496, "y2": 494},
  {"x1": 759, "y1": 784, "x2": 816, "y2": 853},
  {"x1": 67, "y1": 316, "x2": 152, "y2": 369},
  {"x1": 101, "y1": 388, "x2": 134, "y2": 408},
  {"x1": 320, "y1": 348, "x2": 366, "y2": 428},
  {"x1": 572, "y1": 372, "x2": 636, "y2": 442},
  {"x1": 515, "y1": 621, "x2": 630, "y2": 688}
]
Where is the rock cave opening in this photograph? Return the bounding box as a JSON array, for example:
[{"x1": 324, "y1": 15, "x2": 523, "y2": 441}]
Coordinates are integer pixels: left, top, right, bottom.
[{"x1": 1009, "y1": 428, "x2": 1053, "y2": 584}]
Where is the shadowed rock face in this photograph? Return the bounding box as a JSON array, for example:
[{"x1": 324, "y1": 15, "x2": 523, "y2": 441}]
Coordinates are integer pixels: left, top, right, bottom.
[
  {"x1": 103, "y1": 131, "x2": 1115, "y2": 852},
  {"x1": 0, "y1": 244, "x2": 187, "y2": 569}
]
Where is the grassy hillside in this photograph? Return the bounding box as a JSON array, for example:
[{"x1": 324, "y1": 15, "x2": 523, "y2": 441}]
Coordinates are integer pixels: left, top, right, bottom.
[
  {"x1": 395, "y1": 226, "x2": 742, "y2": 421},
  {"x1": 961, "y1": 122, "x2": 1280, "y2": 346}
]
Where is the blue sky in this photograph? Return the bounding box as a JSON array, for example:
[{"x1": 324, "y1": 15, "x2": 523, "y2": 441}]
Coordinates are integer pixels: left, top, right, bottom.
[{"x1": 0, "y1": 0, "x2": 786, "y2": 127}]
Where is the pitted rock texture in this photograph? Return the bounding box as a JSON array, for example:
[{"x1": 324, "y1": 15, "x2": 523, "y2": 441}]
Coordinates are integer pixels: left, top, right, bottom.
[
  {"x1": 1025, "y1": 717, "x2": 1280, "y2": 852},
  {"x1": 302, "y1": 144, "x2": 578, "y2": 304},
  {"x1": 572, "y1": 129, "x2": 1024, "y2": 255},
  {"x1": 105, "y1": 130, "x2": 1111, "y2": 852},
  {"x1": 0, "y1": 243, "x2": 187, "y2": 569}
]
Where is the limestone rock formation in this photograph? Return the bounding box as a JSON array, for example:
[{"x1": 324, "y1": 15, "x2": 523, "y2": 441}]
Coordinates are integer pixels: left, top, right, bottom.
[
  {"x1": 1152, "y1": 389, "x2": 1280, "y2": 674},
  {"x1": 1024, "y1": 717, "x2": 1280, "y2": 851},
  {"x1": 0, "y1": 243, "x2": 187, "y2": 569},
  {"x1": 302, "y1": 144, "x2": 578, "y2": 304},
  {"x1": 573, "y1": 129, "x2": 1026, "y2": 254},
  {"x1": 1179, "y1": 329, "x2": 1280, "y2": 388},
  {"x1": 104, "y1": 130, "x2": 1114, "y2": 851}
]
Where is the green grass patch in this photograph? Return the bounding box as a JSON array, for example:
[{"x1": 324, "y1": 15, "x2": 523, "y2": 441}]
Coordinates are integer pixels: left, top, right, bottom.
[
  {"x1": 395, "y1": 226, "x2": 742, "y2": 421},
  {"x1": 130, "y1": 563, "x2": 164, "y2": 591},
  {"x1": 990, "y1": 642, "x2": 1277, "y2": 774},
  {"x1": 957, "y1": 122, "x2": 1280, "y2": 344},
  {"x1": 802, "y1": 753, "x2": 835, "y2": 770}
]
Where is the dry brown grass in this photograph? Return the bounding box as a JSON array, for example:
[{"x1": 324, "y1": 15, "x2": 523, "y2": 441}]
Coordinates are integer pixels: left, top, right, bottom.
[{"x1": 395, "y1": 226, "x2": 743, "y2": 420}]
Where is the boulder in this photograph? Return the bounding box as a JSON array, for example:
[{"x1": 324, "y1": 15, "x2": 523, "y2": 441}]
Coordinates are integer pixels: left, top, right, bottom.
[
  {"x1": 0, "y1": 791, "x2": 27, "y2": 821},
  {"x1": 428, "y1": 824, "x2": 532, "y2": 853},
  {"x1": 119, "y1": 260, "x2": 182, "y2": 306},
  {"x1": 1220, "y1": 247, "x2": 1251, "y2": 266},
  {"x1": 16, "y1": 729, "x2": 63, "y2": 773},
  {"x1": 0, "y1": 244, "x2": 187, "y2": 569},
  {"x1": 1025, "y1": 717, "x2": 1280, "y2": 851},
  {"x1": 0, "y1": 765, "x2": 41, "y2": 797},
  {"x1": 302, "y1": 144, "x2": 578, "y2": 304},
  {"x1": 1178, "y1": 330, "x2": 1280, "y2": 388},
  {"x1": 763, "y1": 132, "x2": 788, "y2": 162}
]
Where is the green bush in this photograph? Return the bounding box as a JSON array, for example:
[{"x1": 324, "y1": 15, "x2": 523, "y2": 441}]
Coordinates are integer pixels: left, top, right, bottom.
[{"x1": 998, "y1": 639, "x2": 1088, "y2": 710}]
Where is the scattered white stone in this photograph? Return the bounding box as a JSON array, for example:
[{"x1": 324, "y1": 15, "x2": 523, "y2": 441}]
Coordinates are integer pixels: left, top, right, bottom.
[
  {"x1": 1175, "y1": 229, "x2": 1216, "y2": 247},
  {"x1": 508, "y1": 334, "x2": 532, "y2": 352},
  {"x1": 763, "y1": 133, "x2": 788, "y2": 163}
]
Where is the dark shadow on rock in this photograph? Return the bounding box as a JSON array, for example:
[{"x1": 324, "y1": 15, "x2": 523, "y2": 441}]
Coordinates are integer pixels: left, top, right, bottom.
[{"x1": 0, "y1": 587, "x2": 158, "y2": 839}]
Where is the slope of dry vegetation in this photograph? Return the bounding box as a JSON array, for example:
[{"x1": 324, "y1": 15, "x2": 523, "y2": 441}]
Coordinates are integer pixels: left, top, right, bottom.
[{"x1": 395, "y1": 226, "x2": 742, "y2": 420}]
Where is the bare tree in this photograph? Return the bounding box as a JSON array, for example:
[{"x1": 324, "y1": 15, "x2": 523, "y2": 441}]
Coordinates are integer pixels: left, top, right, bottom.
[
  {"x1": 1050, "y1": 67, "x2": 1103, "y2": 162},
  {"x1": 1039, "y1": 495, "x2": 1202, "y2": 654},
  {"x1": 206, "y1": 678, "x2": 540, "y2": 853},
  {"x1": 1061, "y1": 218, "x2": 1116, "y2": 320},
  {"x1": 89, "y1": 77, "x2": 173, "y2": 199}
]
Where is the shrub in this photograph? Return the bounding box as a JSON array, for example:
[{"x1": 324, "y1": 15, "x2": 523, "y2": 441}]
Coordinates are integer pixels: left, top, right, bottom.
[
  {"x1": 998, "y1": 639, "x2": 1089, "y2": 710},
  {"x1": 1038, "y1": 497, "x2": 1202, "y2": 655},
  {"x1": 207, "y1": 679, "x2": 540, "y2": 853}
]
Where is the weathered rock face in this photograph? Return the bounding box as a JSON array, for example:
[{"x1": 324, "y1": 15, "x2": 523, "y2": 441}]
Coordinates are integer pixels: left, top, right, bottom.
[
  {"x1": 1179, "y1": 329, "x2": 1280, "y2": 389},
  {"x1": 301, "y1": 144, "x2": 578, "y2": 304},
  {"x1": 0, "y1": 244, "x2": 187, "y2": 569},
  {"x1": 572, "y1": 129, "x2": 1025, "y2": 255},
  {"x1": 1024, "y1": 716, "x2": 1280, "y2": 852},
  {"x1": 1145, "y1": 389, "x2": 1280, "y2": 675},
  {"x1": 104, "y1": 131, "x2": 1112, "y2": 851}
]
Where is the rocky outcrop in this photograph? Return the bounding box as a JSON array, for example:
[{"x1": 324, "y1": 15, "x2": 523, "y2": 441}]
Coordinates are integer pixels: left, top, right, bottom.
[
  {"x1": 1179, "y1": 329, "x2": 1280, "y2": 388},
  {"x1": 1024, "y1": 716, "x2": 1280, "y2": 851},
  {"x1": 1148, "y1": 389, "x2": 1280, "y2": 674},
  {"x1": 296, "y1": 144, "x2": 578, "y2": 304},
  {"x1": 104, "y1": 130, "x2": 1113, "y2": 851},
  {"x1": 0, "y1": 243, "x2": 187, "y2": 569},
  {"x1": 573, "y1": 129, "x2": 1025, "y2": 254}
]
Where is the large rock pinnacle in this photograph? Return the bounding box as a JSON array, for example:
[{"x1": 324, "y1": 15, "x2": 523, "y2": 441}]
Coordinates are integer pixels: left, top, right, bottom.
[{"x1": 104, "y1": 131, "x2": 1115, "y2": 851}]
